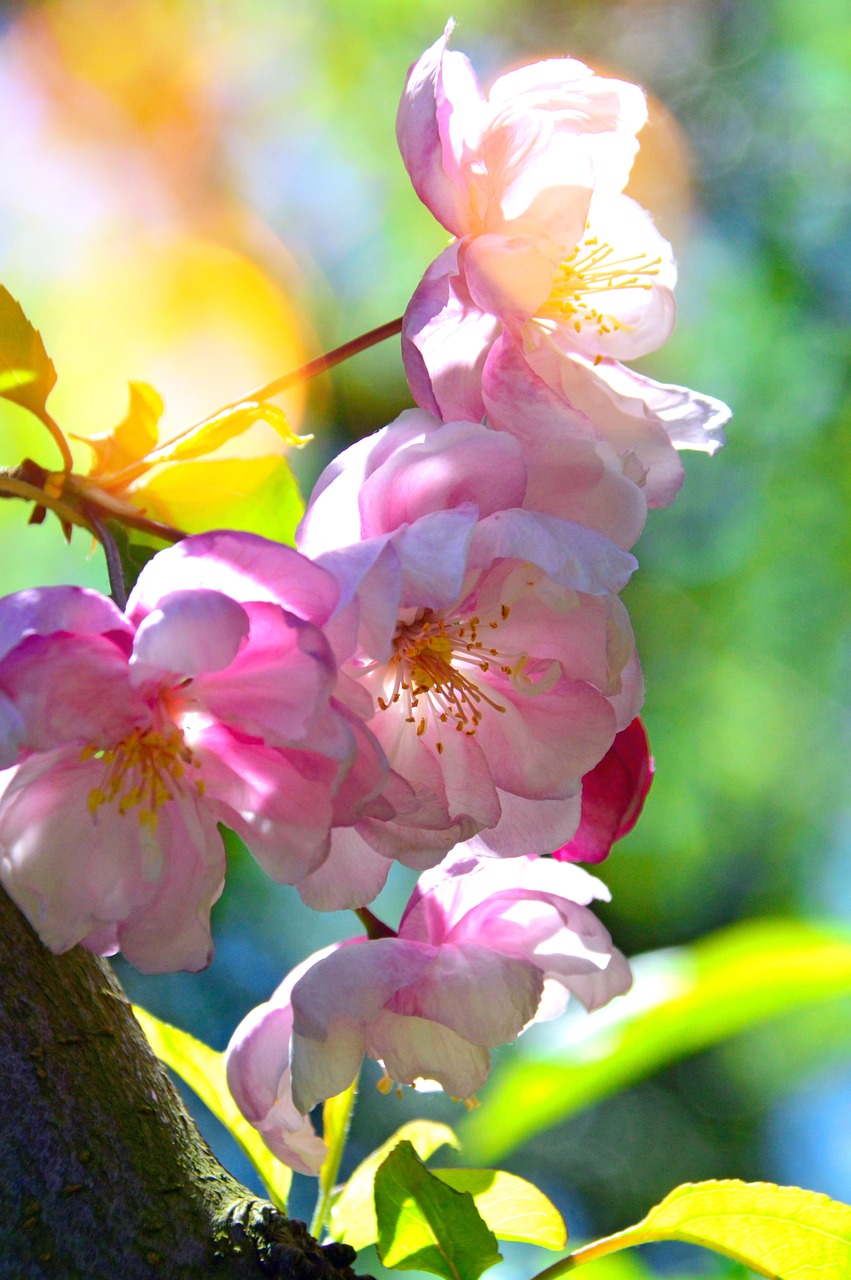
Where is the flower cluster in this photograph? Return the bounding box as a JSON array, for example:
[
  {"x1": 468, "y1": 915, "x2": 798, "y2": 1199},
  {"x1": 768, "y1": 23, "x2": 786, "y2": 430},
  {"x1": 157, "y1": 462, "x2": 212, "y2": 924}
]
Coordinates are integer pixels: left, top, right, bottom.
[{"x1": 0, "y1": 27, "x2": 726, "y2": 1151}]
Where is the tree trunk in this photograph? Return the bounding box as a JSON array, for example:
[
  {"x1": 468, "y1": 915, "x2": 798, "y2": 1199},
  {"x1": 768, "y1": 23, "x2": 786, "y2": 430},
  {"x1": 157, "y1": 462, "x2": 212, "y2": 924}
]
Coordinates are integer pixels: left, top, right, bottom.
[{"x1": 0, "y1": 887, "x2": 359, "y2": 1279}]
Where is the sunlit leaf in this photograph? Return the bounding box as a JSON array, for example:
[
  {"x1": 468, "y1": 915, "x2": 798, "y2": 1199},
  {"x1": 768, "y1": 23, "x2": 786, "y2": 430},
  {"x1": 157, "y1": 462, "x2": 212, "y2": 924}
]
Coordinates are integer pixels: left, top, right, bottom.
[
  {"x1": 79, "y1": 381, "x2": 164, "y2": 476},
  {"x1": 463, "y1": 920, "x2": 851, "y2": 1162},
  {"x1": 331, "y1": 1120, "x2": 459, "y2": 1249},
  {"x1": 132, "y1": 452, "x2": 305, "y2": 542},
  {"x1": 375, "y1": 1141, "x2": 501, "y2": 1280},
  {"x1": 0, "y1": 286, "x2": 57, "y2": 418},
  {"x1": 431, "y1": 1169, "x2": 566, "y2": 1250},
  {"x1": 565, "y1": 1181, "x2": 851, "y2": 1278},
  {"x1": 152, "y1": 401, "x2": 309, "y2": 465},
  {"x1": 133, "y1": 1005, "x2": 292, "y2": 1211}
]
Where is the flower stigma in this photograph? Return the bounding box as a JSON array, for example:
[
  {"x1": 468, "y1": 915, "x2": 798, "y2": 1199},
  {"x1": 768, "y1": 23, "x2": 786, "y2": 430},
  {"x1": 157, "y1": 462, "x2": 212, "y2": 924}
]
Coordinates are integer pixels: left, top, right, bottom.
[{"x1": 82, "y1": 723, "x2": 204, "y2": 828}]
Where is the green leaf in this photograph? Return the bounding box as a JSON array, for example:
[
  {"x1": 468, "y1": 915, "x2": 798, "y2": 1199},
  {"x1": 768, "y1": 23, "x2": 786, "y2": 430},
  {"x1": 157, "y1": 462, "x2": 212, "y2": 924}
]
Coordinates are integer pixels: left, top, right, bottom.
[
  {"x1": 331, "y1": 1119, "x2": 459, "y2": 1250},
  {"x1": 106, "y1": 521, "x2": 166, "y2": 595},
  {"x1": 133, "y1": 1005, "x2": 293, "y2": 1211},
  {"x1": 431, "y1": 1169, "x2": 566, "y2": 1250},
  {"x1": 462, "y1": 919, "x2": 851, "y2": 1162},
  {"x1": 564, "y1": 1180, "x2": 851, "y2": 1278},
  {"x1": 0, "y1": 286, "x2": 57, "y2": 417},
  {"x1": 135, "y1": 452, "x2": 305, "y2": 543},
  {"x1": 375, "y1": 1141, "x2": 502, "y2": 1280}
]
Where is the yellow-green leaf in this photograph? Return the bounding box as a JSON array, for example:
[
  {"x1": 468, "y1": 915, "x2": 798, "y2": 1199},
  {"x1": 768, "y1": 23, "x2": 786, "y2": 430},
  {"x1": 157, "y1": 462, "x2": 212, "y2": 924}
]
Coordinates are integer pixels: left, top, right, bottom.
[
  {"x1": 80, "y1": 381, "x2": 163, "y2": 476},
  {"x1": 431, "y1": 1170, "x2": 566, "y2": 1250},
  {"x1": 330, "y1": 1120, "x2": 459, "y2": 1250},
  {"x1": 375, "y1": 1141, "x2": 501, "y2": 1280},
  {"x1": 132, "y1": 452, "x2": 305, "y2": 542},
  {"x1": 151, "y1": 400, "x2": 309, "y2": 465},
  {"x1": 133, "y1": 1005, "x2": 293, "y2": 1211},
  {"x1": 566, "y1": 1180, "x2": 851, "y2": 1279},
  {"x1": 0, "y1": 286, "x2": 56, "y2": 417}
]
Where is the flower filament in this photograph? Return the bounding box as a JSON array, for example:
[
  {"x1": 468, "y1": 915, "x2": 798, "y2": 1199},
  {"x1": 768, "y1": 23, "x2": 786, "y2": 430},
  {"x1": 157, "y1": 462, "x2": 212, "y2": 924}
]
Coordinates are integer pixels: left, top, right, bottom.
[
  {"x1": 541, "y1": 228, "x2": 661, "y2": 338},
  {"x1": 83, "y1": 724, "x2": 203, "y2": 828},
  {"x1": 376, "y1": 606, "x2": 518, "y2": 754}
]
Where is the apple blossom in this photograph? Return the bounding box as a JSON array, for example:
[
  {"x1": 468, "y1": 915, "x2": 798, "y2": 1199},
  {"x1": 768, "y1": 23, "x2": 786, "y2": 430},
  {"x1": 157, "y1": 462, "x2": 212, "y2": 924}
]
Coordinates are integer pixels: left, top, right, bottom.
[
  {"x1": 225, "y1": 853, "x2": 631, "y2": 1120},
  {"x1": 0, "y1": 533, "x2": 374, "y2": 972},
  {"x1": 226, "y1": 993, "x2": 327, "y2": 1176},
  {"x1": 397, "y1": 26, "x2": 730, "y2": 506},
  {"x1": 295, "y1": 417, "x2": 643, "y2": 908}
]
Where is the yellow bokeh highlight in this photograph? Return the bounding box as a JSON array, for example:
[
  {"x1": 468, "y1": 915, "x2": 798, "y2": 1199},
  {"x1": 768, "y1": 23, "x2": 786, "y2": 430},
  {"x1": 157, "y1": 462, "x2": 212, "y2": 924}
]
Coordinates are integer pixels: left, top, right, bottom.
[{"x1": 48, "y1": 235, "x2": 308, "y2": 459}]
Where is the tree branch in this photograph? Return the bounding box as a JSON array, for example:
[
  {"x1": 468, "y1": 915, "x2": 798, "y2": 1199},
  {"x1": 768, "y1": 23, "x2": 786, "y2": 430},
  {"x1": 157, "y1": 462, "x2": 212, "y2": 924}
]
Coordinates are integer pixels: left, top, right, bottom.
[{"x1": 0, "y1": 887, "x2": 361, "y2": 1278}]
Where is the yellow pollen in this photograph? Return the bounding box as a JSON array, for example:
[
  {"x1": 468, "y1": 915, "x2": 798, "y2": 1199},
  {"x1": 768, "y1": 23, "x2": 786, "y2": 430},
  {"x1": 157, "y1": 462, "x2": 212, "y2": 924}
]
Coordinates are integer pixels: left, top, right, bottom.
[
  {"x1": 376, "y1": 1073, "x2": 394, "y2": 1096},
  {"x1": 377, "y1": 606, "x2": 522, "y2": 755},
  {"x1": 540, "y1": 232, "x2": 662, "y2": 338},
  {"x1": 82, "y1": 724, "x2": 202, "y2": 829}
]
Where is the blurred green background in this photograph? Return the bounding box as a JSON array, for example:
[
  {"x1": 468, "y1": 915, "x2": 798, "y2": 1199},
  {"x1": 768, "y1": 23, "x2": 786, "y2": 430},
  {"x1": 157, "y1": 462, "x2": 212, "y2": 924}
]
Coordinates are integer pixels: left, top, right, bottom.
[{"x1": 1, "y1": 0, "x2": 849, "y2": 1275}]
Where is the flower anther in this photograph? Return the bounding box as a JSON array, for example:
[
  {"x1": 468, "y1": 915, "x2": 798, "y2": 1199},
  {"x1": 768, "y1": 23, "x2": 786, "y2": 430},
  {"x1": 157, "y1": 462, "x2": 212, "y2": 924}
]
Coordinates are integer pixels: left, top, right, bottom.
[
  {"x1": 540, "y1": 227, "x2": 663, "y2": 345},
  {"x1": 376, "y1": 605, "x2": 518, "y2": 754},
  {"x1": 83, "y1": 722, "x2": 203, "y2": 829}
]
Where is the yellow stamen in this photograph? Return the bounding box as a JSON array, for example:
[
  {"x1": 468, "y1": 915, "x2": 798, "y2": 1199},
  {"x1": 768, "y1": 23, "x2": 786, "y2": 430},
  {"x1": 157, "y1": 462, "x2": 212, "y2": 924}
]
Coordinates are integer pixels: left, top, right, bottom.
[
  {"x1": 540, "y1": 230, "x2": 661, "y2": 338},
  {"x1": 83, "y1": 724, "x2": 203, "y2": 829}
]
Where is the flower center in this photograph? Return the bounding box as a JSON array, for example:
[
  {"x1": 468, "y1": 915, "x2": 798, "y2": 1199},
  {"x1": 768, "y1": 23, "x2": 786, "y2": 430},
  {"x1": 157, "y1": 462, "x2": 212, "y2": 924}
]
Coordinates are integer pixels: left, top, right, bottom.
[
  {"x1": 540, "y1": 228, "x2": 661, "y2": 341},
  {"x1": 83, "y1": 724, "x2": 203, "y2": 828},
  {"x1": 376, "y1": 607, "x2": 516, "y2": 755}
]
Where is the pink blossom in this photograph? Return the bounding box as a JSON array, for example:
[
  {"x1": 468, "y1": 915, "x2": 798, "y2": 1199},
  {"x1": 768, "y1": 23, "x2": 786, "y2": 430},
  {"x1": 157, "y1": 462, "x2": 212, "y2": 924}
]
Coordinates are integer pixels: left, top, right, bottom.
[
  {"x1": 0, "y1": 534, "x2": 365, "y2": 972},
  {"x1": 552, "y1": 716, "x2": 654, "y2": 864},
  {"x1": 296, "y1": 422, "x2": 642, "y2": 907},
  {"x1": 398, "y1": 27, "x2": 729, "y2": 505},
  {"x1": 226, "y1": 991, "x2": 327, "y2": 1176},
  {"x1": 226, "y1": 854, "x2": 631, "y2": 1118}
]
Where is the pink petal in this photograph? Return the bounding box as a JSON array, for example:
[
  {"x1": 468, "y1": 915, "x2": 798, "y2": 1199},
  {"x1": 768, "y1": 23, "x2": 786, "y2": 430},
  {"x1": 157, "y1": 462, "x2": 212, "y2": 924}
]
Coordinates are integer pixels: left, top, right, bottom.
[
  {"x1": 396, "y1": 22, "x2": 484, "y2": 237},
  {"x1": 226, "y1": 999, "x2": 326, "y2": 1176},
  {"x1": 0, "y1": 585, "x2": 131, "y2": 663},
  {"x1": 386, "y1": 942, "x2": 543, "y2": 1048},
  {"x1": 0, "y1": 632, "x2": 144, "y2": 751},
  {"x1": 290, "y1": 938, "x2": 434, "y2": 1042},
  {"x1": 130, "y1": 589, "x2": 250, "y2": 681},
  {"x1": 469, "y1": 508, "x2": 637, "y2": 595},
  {"x1": 127, "y1": 531, "x2": 340, "y2": 628},
  {"x1": 402, "y1": 243, "x2": 499, "y2": 422},
  {"x1": 367, "y1": 1009, "x2": 490, "y2": 1098},
  {"x1": 188, "y1": 602, "x2": 336, "y2": 746}
]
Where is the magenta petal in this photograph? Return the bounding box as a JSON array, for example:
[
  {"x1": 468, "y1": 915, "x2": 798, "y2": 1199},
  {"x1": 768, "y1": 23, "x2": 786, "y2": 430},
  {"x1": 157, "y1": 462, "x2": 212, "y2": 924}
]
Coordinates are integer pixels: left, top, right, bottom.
[
  {"x1": 127, "y1": 531, "x2": 340, "y2": 628},
  {"x1": 191, "y1": 602, "x2": 336, "y2": 746},
  {"x1": 0, "y1": 585, "x2": 131, "y2": 663},
  {"x1": 551, "y1": 716, "x2": 654, "y2": 863},
  {"x1": 0, "y1": 632, "x2": 144, "y2": 751}
]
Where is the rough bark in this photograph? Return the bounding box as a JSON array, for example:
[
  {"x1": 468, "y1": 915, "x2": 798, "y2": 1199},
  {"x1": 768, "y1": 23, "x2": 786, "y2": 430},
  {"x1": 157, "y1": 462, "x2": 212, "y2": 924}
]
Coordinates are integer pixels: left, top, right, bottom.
[{"x1": 0, "y1": 887, "x2": 359, "y2": 1280}]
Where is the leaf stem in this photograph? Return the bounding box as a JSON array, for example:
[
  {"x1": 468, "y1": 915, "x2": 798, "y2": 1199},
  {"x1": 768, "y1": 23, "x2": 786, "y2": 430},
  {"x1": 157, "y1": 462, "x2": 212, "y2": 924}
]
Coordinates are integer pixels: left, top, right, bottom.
[
  {"x1": 528, "y1": 1227, "x2": 644, "y2": 1278},
  {"x1": 311, "y1": 1078, "x2": 359, "y2": 1241},
  {"x1": 177, "y1": 316, "x2": 405, "y2": 441},
  {"x1": 82, "y1": 506, "x2": 127, "y2": 609},
  {"x1": 0, "y1": 475, "x2": 93, "y2": 533},
  {"x1": 245, "y1": 316, "x2": 404, "y2": 404},
  {"x1": 39, "y1": 408, "x2": 74, "y2": 475}
]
